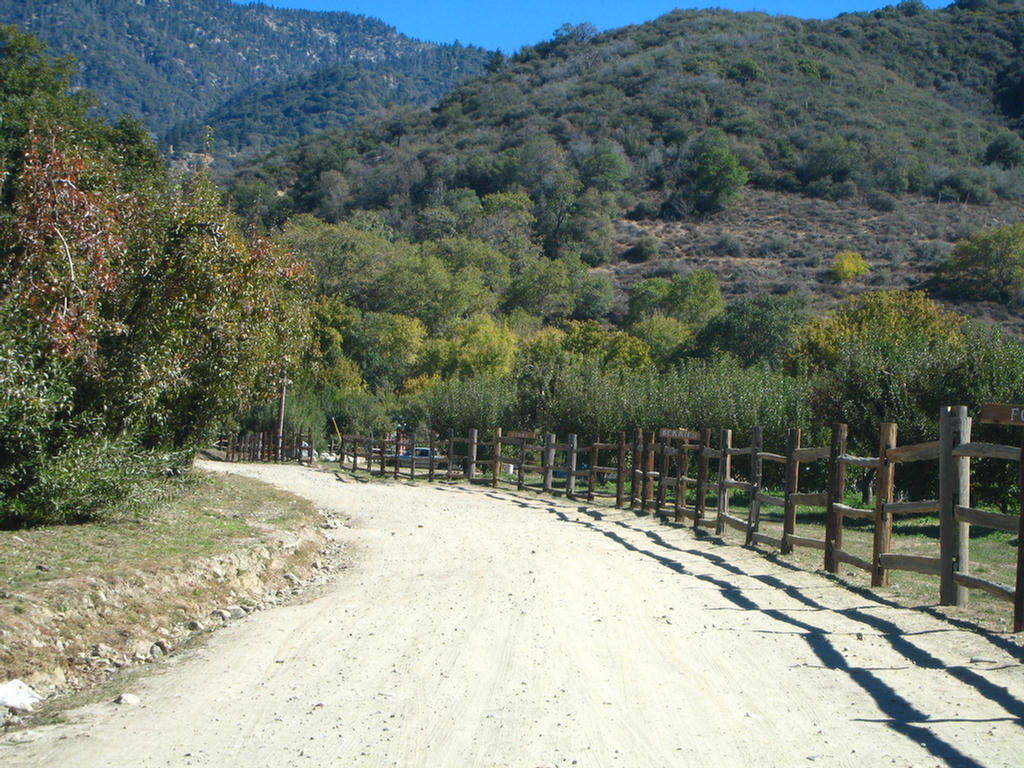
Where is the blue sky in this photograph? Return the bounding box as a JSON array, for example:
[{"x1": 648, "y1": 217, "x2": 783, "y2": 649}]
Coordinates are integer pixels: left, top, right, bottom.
[{"x1": 237, "y1": 0, "x2": 950, "y2": 52}]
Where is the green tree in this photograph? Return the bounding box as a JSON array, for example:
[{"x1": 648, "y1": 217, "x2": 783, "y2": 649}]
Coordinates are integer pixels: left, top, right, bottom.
[
  {"x1": 470, "y1": 191, "x2": 540, "y2": 262},
  {"x1": 581, "y1": 145, "x2": 630, "y2": 192},
  {"x1": 663, "y1": 269, "x2": 724, "y2": 329},
  {"x1": 345, "y1": 311, "x2": 426, "y2": 393},
  {"x1": 793, "y1": 290, "x2": 962, "y2": 372},
  {"x1": 985, "y1": 132, "x2": 1024, "y2": 169},
  {"x1": 695, "y1": 294, "x2": 809, "y2": 367},
  {"x1": 447, "y1": 314, "x2": 518, "y2": 379},
  {"x1": 97, "y1": 171, "x2": 314, "y2": 445},
  {"x1": 630, "y1": 313, "x2": 692, "y2": 368},
  {"x1": 505, "y1": 253, "x2": 574, "y2": 320},
  {"x1": 518, "y1": 136, "x2": 581, "y2": 254},
  {"x1": 936, "y1": 223, "x2": 1024, "y2": 302},
  {"x1": 604, "y1": 332, "x2": 652, "y2": 370},
  {"x1": 0, "y1": 27, "x2": 313, "y2": 523},
  {"x1": 625, "y1": 278, "x2": 671, "y2": 325},
  {"x1": 688, "y1": 130, "x2": 749, "y2": 214},
  {"x1": 791, "y1": 290, "x2": 966, "y2": 454}
]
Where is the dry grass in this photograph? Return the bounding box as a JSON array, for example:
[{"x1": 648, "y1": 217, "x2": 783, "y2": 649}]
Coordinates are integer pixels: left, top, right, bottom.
[
  {"x1": 0, "y1": 472, "x2": 316, "y2": 593},
  {"x1": 0, "y1": 468, "x2": 325, "y2": 705},
  {"x1": 723, "y1": 499, "x2": 1020, "y2": 634}
]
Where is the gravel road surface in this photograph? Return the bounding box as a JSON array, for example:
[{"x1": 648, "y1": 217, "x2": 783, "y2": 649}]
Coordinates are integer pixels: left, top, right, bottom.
[{"x1": 5, "y1": 462, "x2": 1024, "y2": 767}]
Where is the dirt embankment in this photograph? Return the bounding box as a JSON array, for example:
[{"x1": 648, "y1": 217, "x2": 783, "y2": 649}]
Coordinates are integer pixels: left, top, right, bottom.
[
  {"x1": 0, "y1": 466, "x2": 343, "y2": 718},
  {"x1": 5, "y1": 462, "x2": 1024, "y2": 767}
]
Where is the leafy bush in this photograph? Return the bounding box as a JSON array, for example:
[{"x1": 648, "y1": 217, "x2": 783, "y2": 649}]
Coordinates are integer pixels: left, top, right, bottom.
[
  {"x1": 713, "y1": 234, "x2": 744, "y2": 257},
  {"x1": 831, "y1": 251, "x2": 870, "y2": 281},
  {"x1": 414, "y1": 374, "x2": 517, "y2": 435},
  {"x1": 933, "y1": 168, "x2": 995, "y2": 204},
  {"x1": 865, "y1": 189, "x2": 897, "y2": 212},
  {"x1": 624, "y1": 235, "x2": 660, "y2": 263},
  {"x1": 935, "y1": 223, "x2": 1024, "y2": 302},
  {"x1": 985, "y1": 132, "x2": 1024, "y2": 169},
  {"x1": 798, "y1": 136, "x2": 864, "y2": 185},
  {"x1": 791, "y1": 290, "x2": 964, "y2": 454},
  {"x1": 11, "y1": 438, "x2": 191, "y2": 527}
]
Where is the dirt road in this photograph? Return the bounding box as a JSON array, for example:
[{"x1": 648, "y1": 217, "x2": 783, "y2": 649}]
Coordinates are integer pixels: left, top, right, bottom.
[{"x1": 5, "y1": 463, "x2": 1024, "y2": 767}]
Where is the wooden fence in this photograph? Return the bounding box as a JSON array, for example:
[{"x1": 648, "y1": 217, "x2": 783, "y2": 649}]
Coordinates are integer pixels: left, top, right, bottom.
[
  {"x1": 337, "y1": 428, "x2": 631, "y2": 505},
  {"x1": 226, "y1": 406, "x2": 1024, "y2": 631},
  {"x1": 221, "y1": 427, "x2": 316, "y2": 466}
]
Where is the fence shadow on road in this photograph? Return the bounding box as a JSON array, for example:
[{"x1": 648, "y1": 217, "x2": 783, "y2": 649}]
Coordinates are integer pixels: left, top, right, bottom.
[{"x1": 479, "y1": 488, "x2": 1022, "y2": 768}]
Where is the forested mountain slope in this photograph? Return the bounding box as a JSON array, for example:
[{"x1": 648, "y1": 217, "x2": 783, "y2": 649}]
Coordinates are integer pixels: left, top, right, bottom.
[
  {"x1": 232, "y1": 3, "x2": 1024, "y2": 217},
  {"x1": 0, "y1": 0, "x2": 489, "y2": 157},
  {"x1": 224, "y1": 2, "x2": 1024, "y2": 331}
]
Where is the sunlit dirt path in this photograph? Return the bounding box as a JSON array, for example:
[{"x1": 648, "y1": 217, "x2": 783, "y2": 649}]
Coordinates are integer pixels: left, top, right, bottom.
[{"x1": 5, "y1": 462, "x2": 1024, "y2": 767}]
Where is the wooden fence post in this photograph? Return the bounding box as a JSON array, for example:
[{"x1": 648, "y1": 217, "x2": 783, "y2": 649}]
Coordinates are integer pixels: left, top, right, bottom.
[
  {"x1": 644, "y1": 430, "x2": 656, "y2": 512},
  {"x1": 872, "y1": 422, "x2": 898, "y2": 586},
  {"x1": 825, "y1": 422, "x2": 848, "y2": 574},
  {"x1": 657, "y1": 436, "x2": 670, "y2": 516},
  {"x1": 467, "y1": 428, "x2": 478, "y2": 481},
  {"x1": 695, "y1": 428, "x2": 710, "y2": 528},
  {"x1": 492, "y1": 427, "x2": 502, "y2": 487},
  {"x1": 542, "y1": 433, "x2": 556, "y2": 493},
  {"x1": 567, "y1": 433, "x2": 578, "y2": 499},
  {"x1": 447, "y1": 429, "x2": 455, "y2": 481},
  {"x1": 630, "y1": 429, "x2": 642, "y2": 510},
  {"x1": 679, "y1": 435, "x2": 691, "y2": 523},
  {"x1": 745, "y1": 427, "x2": 763, "y2": 546},
  {"x1": 939, "y1": 406, "x2": 971, "y2": 606},
  {"x1": 517, "y1": 437, "x2": 526, "y2": 491},
  {"x1": 1015, "y1": 431, "x2": 1024, "y2": 632},
  {"x1": 782, "y1": 428, "x2": 801, "y2": 554},
  {"x1": 429, "y1": 431, "x2": 437, "y2": 482},
  {"x1": 671, "y1": 442, "x2": 679, "y2": 528},
  {"x1": 616, "y1": 431, "x2": 626, "y2": 508},
  {"x1": 588, "y1": 436, "x2": 599, "y2": 501},
  {"x1": 716, "y1": 429, "x2": 732, "y2": 535}
]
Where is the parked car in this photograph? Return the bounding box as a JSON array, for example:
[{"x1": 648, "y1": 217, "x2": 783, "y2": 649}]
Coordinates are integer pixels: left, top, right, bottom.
[{"x1": 396, "y1": 447, "x2": 447, "y2": 469}]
